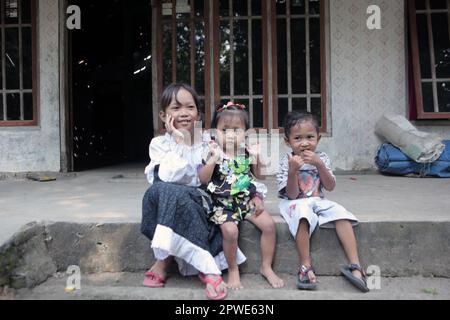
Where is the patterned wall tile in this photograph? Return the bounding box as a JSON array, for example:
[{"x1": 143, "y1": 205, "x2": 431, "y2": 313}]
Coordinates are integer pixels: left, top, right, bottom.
[{"x1": 327, "y1": 0, "x2": 407, "y2": 170}]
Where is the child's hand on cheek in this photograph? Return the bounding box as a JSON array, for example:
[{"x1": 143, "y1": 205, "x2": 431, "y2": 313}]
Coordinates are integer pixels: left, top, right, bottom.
[
  {"x1": 288, "y1": 154, "x2": 304, "y2": 173},
  {"x1": 302, "y1": 150, "x2": 321, "y2": 167},
  {"x1": 166, "y1": 115, "x2": 185, "y2": 144}
]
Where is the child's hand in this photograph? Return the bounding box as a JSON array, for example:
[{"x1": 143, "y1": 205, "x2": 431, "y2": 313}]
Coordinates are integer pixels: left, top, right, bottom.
[
  {"x1": 207, "y1": 141, "x2": 221, "y2": 165},
  {"x1": 246, "y1": 143, "x2": 261, "y2": 164},
  {"x1": 288, "y1": 154, "x2": 304, "y2": 173},
  {"x1": 301, "y1": 151, "x2": 322, "y2": 167},
  {"x1": 249, "y1": 197, "x2": 265, "y2": 217},
  {"x1": 165, "y1": 115, "x2": 185, "y2": 144},
  {"x1": 246, "y1": 143, "x2": 260, "y2": 157}
]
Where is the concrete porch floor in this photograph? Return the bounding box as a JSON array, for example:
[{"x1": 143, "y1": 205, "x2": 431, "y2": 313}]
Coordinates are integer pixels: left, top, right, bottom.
[{"x1": 0, "y1": 162, "x2": 449, "y2": 246}]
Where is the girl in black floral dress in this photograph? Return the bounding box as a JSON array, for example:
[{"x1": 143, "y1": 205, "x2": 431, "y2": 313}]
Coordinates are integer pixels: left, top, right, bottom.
[{"x1": 199, "y1": 102, "x2": 285, "y2": 290}]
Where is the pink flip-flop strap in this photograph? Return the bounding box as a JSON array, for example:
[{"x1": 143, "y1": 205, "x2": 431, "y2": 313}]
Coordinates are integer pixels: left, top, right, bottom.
[
  {"x1": 202, "y1": 275, "x2": 223, "y2": 288},
  {"x1": 145, "y1": 271, "x2": 165, "y2": 283}
]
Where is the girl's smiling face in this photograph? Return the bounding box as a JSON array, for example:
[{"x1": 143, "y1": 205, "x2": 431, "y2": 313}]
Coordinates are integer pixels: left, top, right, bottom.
[
  {"x1": 215, "y1": 112, "x2": 247, "y2": 151},
  {"x1": 285, "y1": 120, "x2": 321, "y2": 156},
  {"x1": 160, "y1": 88, "x2": 200, "y2": 133}
]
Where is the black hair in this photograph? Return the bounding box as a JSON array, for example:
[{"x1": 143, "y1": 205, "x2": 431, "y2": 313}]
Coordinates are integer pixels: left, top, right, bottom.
[
  {"x1": 211, "y1": 103, "x2": 250, "y2": 130},
  {"x1": 160, "y1": 82, "x2": 201, "y2": 112},
  {"x1": 283, "y1": 111, "x2": 320, "y2": 139}
]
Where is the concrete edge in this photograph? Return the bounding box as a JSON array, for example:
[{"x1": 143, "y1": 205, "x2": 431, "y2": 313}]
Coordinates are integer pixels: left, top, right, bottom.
[
  {"x1": 0, "y1": 222, "x2": 57, "y2": 289},
  {"x1": 1, "y1": 220, "x2": 449, "y2": 290}
]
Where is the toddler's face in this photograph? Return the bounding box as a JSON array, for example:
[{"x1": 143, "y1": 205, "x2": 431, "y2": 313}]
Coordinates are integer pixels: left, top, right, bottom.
[
  {"x1": 215, "y1": 115, "x2": 246, "y2": 152},
  {"x1": 285, "y1": 121, "x2": 320, "y2": 157},
  {"x1": 160, "y1": 88, "x2": 199, "y2": 132}
]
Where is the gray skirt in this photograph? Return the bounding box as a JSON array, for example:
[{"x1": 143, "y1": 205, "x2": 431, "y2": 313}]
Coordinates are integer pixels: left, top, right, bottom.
[{"x1": 141, "y1": 181, "x2": 223, "y2": 258}]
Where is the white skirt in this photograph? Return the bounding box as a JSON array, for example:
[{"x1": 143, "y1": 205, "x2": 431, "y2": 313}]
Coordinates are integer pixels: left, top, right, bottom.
[{"x1": 152, "y1": 225, "x2": 247, "y2": 276}]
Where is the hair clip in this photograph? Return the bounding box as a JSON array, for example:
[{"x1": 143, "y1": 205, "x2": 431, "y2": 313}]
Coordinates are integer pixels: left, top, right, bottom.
[{"x1": 216, "y1": 102, "x2": 247, "y2": 113}]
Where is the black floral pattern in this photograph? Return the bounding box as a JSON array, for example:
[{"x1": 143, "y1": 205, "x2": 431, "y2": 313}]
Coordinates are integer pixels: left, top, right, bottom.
[{"x1": 205, "y1": 155, "x2": 258, "y2": 225}]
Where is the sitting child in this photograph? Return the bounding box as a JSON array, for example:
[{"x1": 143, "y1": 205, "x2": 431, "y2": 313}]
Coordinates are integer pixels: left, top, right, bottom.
[
  {"x1": 199, "y1": 102, "x2": 284, "y2": 290},
  {"x1": 277, "y1": 111, "x2": 369, "y2": 293},
  {"x1": 142, "y1": 83, "x2": 229, "y2": 300}
]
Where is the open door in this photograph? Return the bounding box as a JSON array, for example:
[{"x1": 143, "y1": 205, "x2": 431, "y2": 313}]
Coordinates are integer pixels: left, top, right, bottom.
[{"x1": 69, "y1": 0, "x2": 153, "y2": 171}]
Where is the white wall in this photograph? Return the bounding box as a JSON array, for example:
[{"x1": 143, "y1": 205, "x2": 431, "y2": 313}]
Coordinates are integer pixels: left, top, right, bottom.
[
  {"x1": 0, "y1": 0, "x2": 61, "y2": 173},
  {"x1": 319, "y1": 0, "x2": 407, "y2": 170},
  {"x1": 302, "y1": 0, "x2": 450, "y2": 171}
]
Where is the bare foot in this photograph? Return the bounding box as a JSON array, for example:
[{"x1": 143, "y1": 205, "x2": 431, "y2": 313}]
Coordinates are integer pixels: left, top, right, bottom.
[
  {"x1": 204, "y1": 274, "x2": 227, "y2": 299},
  {"x1": 352, "y1": 269, "x2": 364, "y2": 280},
  {"x1": 261, "y1": 267, "x2": 285, "y2": 288},
  {"x1": 302, "y1": 266, "x2": 317, "y2": 284},
  {"x1": 227, "y1": 267, "x2": 244, "y2": 290},
  {"x1": 148, "y1": 261, "x2": 168, "y2": 281}
]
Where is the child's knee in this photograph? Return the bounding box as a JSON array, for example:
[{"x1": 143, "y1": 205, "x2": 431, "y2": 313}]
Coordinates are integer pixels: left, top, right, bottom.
[
  {"x1": 221, "y1": 223, "x2": 239, "y2": 241},
  {"x1": 261, "y1": 217, "x2": 276, "y2": 235}
]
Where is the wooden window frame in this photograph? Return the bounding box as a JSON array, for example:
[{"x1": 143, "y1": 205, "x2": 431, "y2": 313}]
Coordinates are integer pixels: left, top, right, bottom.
[
  {"x1": 409, "y1": 0, "x2": 450, "y2": 119},
  {"x1": 213, "y1": 0, "x2": 265, "y2": 129},
  {"x1": 166, "y1": 0, "x2": 204, "y2": 88},
  {"x1": 153, "y1": 0, "x2": 210, "y2": 131},
  {"x1": 153, "y1": 0, "x2": 327, "y2": 131},
  {"x1": 0, "y1": 0, "x2": 37, "y2": 127},
  {"x1": 271, "y1": 0, "x2": 327, "y2": 133}
]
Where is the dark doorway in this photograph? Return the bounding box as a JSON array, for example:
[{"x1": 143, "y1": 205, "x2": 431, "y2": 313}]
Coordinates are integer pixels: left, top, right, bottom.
[{"x1": 70, "y1": 0, "x2": 153, "y2": 171}]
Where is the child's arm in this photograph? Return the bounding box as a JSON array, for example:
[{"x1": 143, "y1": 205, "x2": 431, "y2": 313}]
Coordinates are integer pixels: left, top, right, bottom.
[
  {"x1": 285, "y1": 154, "x2": 304, "y2": 200},
  {"x1": 251, "y1": 156, "x2": 272, "y2": 180},
  {"x1": 251, "y1": 162, "x2": 264, "y2": 180},
  {"x1": 198, "y1": 141, "x2": 221, "y2": 185},
  {"x1": 247, "y1": 143, "x2": 269, "y2": 180},
  {"x1": 198, "y1": 160, "x2": 216, "y2": 186},
  {"x1": 148, "y1": 135, "x2": 200, "y2": 185},
  {"x1": 302, "y1": 151, "x2": 336, "y2": 192}
]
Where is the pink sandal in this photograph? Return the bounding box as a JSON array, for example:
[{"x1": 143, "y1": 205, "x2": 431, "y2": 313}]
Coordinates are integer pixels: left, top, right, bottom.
[
  {"x1": 198, "y1": 272, "x2": 208, "y2": 284},
  {"x1": 198, "y1": 273, "x2": 228, "y2": 300},
  {"x1": 143, "y1": 271, "x2": 166, "y2": 288}
]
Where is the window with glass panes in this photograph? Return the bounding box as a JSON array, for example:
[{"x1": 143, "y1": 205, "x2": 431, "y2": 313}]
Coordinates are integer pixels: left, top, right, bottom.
[
  {"x1": 275, "y1": 0, "x2": 325, "y2": 129},
  {"x1": 159, "y1": 0, "x2": 207, "y2": 112},
  {"x1": 154, "y1": 0, "x2": 327, "y2": 130},
  {"x1": 0, "y1": 0, "x2": 36, "y2": 126},
  {"x1": 217, "y1": 0, "x2": 265, "y2": 128},
  {"x1": 409, "y1": 0, "x2": 450, "y2": 119}
]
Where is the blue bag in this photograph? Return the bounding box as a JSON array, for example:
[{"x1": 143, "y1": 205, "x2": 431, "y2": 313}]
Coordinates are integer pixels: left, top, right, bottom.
[{"x1": 375, "y1": 140, "x2": 450, "y2": 178}]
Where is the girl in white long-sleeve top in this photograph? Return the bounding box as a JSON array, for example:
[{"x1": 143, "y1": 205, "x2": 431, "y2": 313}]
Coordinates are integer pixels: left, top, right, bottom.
[{"x1": 141, "y1": 83, "x2": 245, "y2": 300}]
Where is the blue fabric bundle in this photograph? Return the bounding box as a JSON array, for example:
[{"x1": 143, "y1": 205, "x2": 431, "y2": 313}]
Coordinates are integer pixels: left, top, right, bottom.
[{"x1": 375, "y1": 140, "x2": 450, "y2": 177}]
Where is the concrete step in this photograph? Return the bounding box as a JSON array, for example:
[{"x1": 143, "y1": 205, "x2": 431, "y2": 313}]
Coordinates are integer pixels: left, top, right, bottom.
[
  {"x1": 11, "y1": 272, "x2": 450, "y2": 300},
  {"x1": 2, "y1": 173, "x2": 450, "y2": 246},
  {"x1": 1, "y1": 220, "x2": 449, "y2": 290}
]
